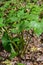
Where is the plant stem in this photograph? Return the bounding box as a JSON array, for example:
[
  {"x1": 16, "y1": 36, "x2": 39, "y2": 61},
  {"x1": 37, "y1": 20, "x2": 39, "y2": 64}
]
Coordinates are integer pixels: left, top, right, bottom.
[
  {"x1": 21, "y1": 35, "x2": 31, "y2": 56},
  {"x1": 3, "y1": 27, "x2": 19, "y2": 52}
]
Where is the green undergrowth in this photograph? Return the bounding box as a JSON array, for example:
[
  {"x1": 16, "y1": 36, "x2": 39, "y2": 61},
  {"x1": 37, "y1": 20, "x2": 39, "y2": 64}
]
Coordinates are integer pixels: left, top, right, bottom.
[{"x1": 0, "y1": 0, "x2": 43, "y2": 61}]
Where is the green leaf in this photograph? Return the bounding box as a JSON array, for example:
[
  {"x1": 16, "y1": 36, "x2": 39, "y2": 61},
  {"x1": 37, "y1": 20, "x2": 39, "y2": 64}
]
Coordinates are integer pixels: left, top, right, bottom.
[
  {"x1": 10, "y1": 44, "x2": 18, "y2": 59},
  {"x1": 24, "y1": 20, "x2": 30, "y2": 30},
  {"x1": 29, "y1": 21, "x2": 43, "y2": 36},
  {"x1": 2, "y1": 32, "x2": 11, "y2": 52},
  {"x1": 17, "y1": 63, "x2": 25, "y2": 65},
  {"x1": 19, "y1": 21, "x2": 25, "y2": 32},
  {"x1": 13, "y1": 38, "x2": 20, "y2": 42},
  {"x1": 17, "y1": 9, "x2": 25, "y2": 20},
  {"x1": 0, "y1": 18, "x2": 4, "y2": 27},
  {"x1": 10, "y1": 16, "x2": 18, "y2": 22},
  {"x1": 11, "y1": 24, "x2": 20, "y2": 33},
  {"x1": 17, "y1": 9, "x2": 24, "y2": 18}
]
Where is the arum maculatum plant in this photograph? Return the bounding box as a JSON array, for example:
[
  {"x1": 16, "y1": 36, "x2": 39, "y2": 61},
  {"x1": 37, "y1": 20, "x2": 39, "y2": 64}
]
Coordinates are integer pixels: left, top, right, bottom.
[{"x1": 0, "y1": 0, "x2": 43, "y2": 59}]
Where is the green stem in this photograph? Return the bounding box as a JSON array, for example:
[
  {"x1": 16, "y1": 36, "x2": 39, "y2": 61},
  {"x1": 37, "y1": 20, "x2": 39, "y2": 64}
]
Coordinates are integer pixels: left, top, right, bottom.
[{"x1": 3, "y1": 27, "x2": 19, "y2": 52}]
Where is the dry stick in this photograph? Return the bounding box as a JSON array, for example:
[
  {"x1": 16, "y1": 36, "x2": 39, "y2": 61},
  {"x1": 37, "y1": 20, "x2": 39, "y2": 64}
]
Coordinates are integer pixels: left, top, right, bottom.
[
  {"x1": 21, "y1": 35, "x2": 31, "y2": 57},
  {"x1": 3, "y1": 27, "x2": 19, "y2": 52}
]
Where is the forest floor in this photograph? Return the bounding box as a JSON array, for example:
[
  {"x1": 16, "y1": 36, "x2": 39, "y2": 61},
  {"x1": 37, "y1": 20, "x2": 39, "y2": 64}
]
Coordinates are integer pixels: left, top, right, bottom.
[
  {"x1": 0, "y1": 0, "x2": 43, "y2": 65},
  {"x1": 0, "y1": 30, "x2": 43, "y2": 65}
]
